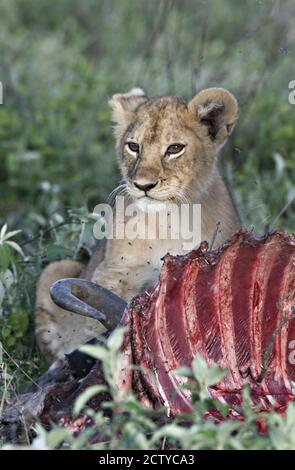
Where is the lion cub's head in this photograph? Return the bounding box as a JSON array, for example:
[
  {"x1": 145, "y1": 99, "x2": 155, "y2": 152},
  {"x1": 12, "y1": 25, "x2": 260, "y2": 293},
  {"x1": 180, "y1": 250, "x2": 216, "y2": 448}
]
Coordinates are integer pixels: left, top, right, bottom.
[{"x1": 109, "y1": 87, "x2": 238, "y2": 211}]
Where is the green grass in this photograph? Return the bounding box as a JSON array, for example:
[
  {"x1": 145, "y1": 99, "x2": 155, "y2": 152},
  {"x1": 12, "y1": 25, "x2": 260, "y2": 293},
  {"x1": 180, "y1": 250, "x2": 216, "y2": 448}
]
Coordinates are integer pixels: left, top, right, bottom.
[
  {"x1": 3, "y1": 329, "x2": 295, "y2": 450},
  {"x1": 0, "y1": 0, "x2": 294, "y2": 449}
]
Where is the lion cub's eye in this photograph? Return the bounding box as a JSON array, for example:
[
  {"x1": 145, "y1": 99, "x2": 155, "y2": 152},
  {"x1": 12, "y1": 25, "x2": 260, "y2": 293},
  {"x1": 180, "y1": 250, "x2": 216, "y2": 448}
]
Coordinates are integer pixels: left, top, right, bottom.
[
  {"x1": 166, "y1": 143, "x2": 186, "y2": 158},
  {"x1": 126, "y1": 142, "x2": 139, "y2": 157}
]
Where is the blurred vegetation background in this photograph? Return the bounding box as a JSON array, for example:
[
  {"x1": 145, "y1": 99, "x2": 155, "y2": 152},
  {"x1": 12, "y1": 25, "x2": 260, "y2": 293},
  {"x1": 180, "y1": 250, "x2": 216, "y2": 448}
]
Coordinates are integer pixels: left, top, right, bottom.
[{"x1": 0, "y1": 0, "x2": 294, "y2": 388}]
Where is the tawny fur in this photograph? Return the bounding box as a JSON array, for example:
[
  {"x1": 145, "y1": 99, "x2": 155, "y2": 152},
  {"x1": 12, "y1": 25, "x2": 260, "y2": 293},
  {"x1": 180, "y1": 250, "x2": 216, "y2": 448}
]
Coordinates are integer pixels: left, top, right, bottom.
[{"x1": 35, "y1": 87, "x2": 241, "y2": 363}]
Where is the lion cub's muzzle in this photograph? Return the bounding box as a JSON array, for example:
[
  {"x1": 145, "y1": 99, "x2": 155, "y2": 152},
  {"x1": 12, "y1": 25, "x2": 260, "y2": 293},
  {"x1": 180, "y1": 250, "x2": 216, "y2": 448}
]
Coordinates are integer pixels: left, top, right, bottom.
[{"x1": 133, "y1": 178, "x2": 159, "y2": 194}]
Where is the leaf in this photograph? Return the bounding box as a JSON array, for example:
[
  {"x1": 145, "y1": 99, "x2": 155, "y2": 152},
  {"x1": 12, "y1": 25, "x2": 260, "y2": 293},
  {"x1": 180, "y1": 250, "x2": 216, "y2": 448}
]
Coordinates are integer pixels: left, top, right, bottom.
[
  {"x1": 5, "y1": 241, "x2": 24, "y2": 258},
  {"x1": 121, "y1": 422, "x2": 150, "y2": 449},
  {"x1": 0, "y1": 269, "x2": 14, "y2": 290},
  {"x1": 8, "y1": 309, "x2": 29, "y2": 335},
  {"x1": 173, "y1": 366, "x2": 193, "y2": 378},
  {"x1": 31, "y1": 424, "x2": 69, "y2": 450},
  {"x1": 6, "y1": 335, "x2": 16, "y2": 347},
  {"x1": 214, "y1": 400, "x2": 230, "y2": 418},
  {"x1": 151, "y1": 423, "x2": 187, "y2": 444},
  {"x1": 0, "y1": 224, "x2": 7, "y2": 239},
  {"x1": 3, "y1": 229, "x2": 22, "y2": 240},
  {"x1": 31, "y1": 435, "x2": 48, "y2": 451},
  {"x1": 79, "y1": 344, "x2": 108, "y2": 362},
  {"x1": 1, "y1": 327, "x2": 10, "y2": 338},
  {"x1": 0, "y1": 244, "x2": 12, "y2": 271},
  {"x1": 107, "y1": 327, "x2": 126, "y2": 352},
  {"x1": 273, "y1": 152, "x2": 285, "y2": 180},
  {"x1": 74, "y1": 385, "x2": 107, "y2": 416},
  {"x1": 192, "y1": 354, "x2": 227, "y2": 387}
]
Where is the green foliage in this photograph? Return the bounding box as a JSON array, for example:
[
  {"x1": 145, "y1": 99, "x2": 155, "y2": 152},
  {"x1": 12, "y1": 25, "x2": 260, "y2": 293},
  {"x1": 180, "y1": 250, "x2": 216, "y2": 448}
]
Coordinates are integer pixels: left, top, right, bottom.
[
  {"x1": 0, "y1": 0, "x2": 294, "y2": 235},
  {"x1": 0, "y1": 226, "x2": 26, "y2": 344},
  {"x1": 1, "y1": 308, "x2": 28, "y2": 347},
  {"x1": 4, "y1": 329, "x2": 295, "y2": 450},
  {"x1": 0, "y1": 0, "x2": 294, "y2": 449}
]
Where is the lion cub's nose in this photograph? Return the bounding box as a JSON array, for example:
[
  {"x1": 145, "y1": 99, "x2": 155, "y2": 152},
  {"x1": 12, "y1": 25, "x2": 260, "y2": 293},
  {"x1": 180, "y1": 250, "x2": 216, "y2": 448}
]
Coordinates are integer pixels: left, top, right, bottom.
[{"x1": 134, "y1": 180, "x2": 158, "y2": 193}]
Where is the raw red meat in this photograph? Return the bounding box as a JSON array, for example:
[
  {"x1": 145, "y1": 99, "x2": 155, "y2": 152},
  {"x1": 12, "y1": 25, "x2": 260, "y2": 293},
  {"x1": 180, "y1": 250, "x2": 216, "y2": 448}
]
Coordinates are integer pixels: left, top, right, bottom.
[{"x1": 117, "y1": 230, "x2": 295, "y2": 416}]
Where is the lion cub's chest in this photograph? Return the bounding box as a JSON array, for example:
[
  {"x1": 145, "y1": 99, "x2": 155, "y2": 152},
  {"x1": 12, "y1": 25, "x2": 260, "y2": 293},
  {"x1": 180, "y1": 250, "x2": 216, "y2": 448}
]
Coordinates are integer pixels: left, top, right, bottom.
[
  {"x1": 92, "y1": 205, "x2": 201, "y2": 301},
  {"x1": 119, "y1": 236, "x2": 186, "y2": 297},
  {"x1": 121, "y1": 206, "x2": 192, "y2": 263},
  {"x1": 110, "y1": 208, "x2": 194, "y2": 298}
]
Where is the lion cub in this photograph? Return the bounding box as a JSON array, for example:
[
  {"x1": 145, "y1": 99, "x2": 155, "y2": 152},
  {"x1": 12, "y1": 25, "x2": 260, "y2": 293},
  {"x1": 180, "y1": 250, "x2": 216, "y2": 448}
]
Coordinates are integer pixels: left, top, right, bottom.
[{"x1": 35, "y1": 87, "x2": 240, "y2": 363}]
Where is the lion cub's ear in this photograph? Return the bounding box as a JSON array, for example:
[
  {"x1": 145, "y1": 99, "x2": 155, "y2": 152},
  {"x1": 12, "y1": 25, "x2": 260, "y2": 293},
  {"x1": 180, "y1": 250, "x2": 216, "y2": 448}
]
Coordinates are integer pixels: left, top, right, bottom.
[
  {"x1": 109, "y1": 88, "x2": 147, "y2": 137},
  {"x1": 189, "y1": 88, "x2": 238, "y2": 147}
]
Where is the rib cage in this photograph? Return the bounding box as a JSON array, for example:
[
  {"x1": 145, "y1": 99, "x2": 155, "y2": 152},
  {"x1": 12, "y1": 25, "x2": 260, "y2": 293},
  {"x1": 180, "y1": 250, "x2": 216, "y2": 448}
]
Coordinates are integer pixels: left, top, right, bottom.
[{"x1": 119, "y1": 230, "x2": 295, "y2": 416}]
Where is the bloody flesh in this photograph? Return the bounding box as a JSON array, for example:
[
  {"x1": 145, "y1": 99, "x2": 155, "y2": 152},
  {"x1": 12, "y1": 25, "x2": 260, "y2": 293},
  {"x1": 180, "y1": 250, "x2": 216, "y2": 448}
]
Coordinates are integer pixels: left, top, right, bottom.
[{"x1": 118, "y1": 230, "x2": 295, "y2": 415}]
